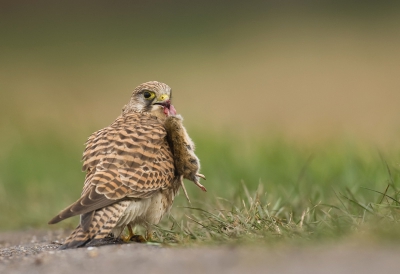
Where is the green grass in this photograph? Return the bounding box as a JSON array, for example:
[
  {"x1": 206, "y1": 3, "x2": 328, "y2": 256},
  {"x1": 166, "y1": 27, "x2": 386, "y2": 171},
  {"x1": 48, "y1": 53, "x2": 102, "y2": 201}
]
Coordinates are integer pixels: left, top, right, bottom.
[
  {"x1": 1, "y1": 127, "x2": 400, "y2": 245},
  {"x1": 156, "y1": 134, "x2": 400, "y2": 245}
]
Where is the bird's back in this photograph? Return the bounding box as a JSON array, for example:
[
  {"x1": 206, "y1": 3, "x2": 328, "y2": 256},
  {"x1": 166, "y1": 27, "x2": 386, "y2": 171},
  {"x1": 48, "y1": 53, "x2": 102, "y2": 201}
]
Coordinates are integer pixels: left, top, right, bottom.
[{"x1": 49, "y1": 112, "x2": 177, "y2": 248}]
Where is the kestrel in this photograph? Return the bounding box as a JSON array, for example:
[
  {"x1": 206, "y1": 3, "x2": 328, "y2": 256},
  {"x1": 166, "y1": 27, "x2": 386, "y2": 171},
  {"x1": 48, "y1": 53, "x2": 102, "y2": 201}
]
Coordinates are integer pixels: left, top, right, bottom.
[{"x1": 49, "y1": 81, "x2": 206, "y2": 249}]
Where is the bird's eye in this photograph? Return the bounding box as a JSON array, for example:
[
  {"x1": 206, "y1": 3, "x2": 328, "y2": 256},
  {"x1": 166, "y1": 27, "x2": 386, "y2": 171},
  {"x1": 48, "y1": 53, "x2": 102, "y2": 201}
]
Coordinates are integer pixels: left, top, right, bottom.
[{"x1": 143, "y1": 91, "x2": 155, "y2": 100}]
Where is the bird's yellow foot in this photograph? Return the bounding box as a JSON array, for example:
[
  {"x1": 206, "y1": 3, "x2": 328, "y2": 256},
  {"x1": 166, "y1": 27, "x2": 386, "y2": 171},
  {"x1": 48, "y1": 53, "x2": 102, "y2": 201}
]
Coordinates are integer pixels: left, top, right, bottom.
[
  {"x1": 120, "y1": 225, "x2": 147, "y2": 243},
  {"x1": 120, "y1": 224, "x2": 135, "y2": 242},
  {"x1": 130, "y1": 235, "x2": 147, "y2": 243},
  {"x1": 121, "y1": 234, "x2": 132, "y2": 242}
]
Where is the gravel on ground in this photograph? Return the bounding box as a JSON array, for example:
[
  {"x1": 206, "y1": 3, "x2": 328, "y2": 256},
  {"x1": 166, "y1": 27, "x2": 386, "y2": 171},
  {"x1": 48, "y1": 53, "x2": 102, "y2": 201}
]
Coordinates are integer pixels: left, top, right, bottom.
[{"x1": 1, "y1": 230, "x2": 400, "y2": 274}]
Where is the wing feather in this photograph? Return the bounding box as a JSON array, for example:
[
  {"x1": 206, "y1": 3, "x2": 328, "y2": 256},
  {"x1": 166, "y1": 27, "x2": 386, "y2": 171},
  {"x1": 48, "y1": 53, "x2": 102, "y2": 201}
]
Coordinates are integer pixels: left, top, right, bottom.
[{"x1": 48, "y1": 113, "x2": 175, "y2": 224}]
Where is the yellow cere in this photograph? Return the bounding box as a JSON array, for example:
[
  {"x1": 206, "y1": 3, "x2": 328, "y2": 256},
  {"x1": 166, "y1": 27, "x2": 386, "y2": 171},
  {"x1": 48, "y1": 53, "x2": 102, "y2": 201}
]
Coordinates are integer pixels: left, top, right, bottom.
[{"x1": 158, "y1": 94, "x2": 169, "y2": 101}]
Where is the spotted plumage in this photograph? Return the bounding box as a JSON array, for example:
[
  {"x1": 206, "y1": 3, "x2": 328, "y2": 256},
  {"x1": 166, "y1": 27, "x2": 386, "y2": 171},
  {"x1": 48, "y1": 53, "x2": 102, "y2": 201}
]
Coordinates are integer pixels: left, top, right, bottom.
[{"x1": 48, "y1": 81, "x2": 204, "y2": 249}]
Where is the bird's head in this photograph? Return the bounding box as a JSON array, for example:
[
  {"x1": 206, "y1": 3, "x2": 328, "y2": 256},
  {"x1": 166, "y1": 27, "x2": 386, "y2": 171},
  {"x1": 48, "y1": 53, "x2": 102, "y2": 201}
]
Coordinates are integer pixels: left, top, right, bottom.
[{"x1": 122, "y1": 81, "x2": 177, "y2": 120}]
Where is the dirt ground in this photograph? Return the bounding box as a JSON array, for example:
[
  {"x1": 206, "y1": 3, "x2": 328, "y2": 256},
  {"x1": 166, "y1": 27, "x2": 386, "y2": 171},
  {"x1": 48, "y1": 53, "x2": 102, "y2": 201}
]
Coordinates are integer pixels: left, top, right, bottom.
[{"x1": 1, "y1": 230, "x2": 400, "y2": 274}]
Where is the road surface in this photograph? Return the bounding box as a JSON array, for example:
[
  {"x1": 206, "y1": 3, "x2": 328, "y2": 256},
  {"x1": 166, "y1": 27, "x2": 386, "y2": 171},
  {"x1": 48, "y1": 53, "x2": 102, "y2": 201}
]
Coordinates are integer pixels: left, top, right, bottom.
[{"x1": 1, "y1": 230, "x2": 399, "y2": 274}]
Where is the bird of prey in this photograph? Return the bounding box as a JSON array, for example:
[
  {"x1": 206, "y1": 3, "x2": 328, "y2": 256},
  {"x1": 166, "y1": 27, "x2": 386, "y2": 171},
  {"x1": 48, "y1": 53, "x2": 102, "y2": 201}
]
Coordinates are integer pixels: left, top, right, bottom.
[{"x1": 48, "y1": 81, "x2": 206, "y2": 249}]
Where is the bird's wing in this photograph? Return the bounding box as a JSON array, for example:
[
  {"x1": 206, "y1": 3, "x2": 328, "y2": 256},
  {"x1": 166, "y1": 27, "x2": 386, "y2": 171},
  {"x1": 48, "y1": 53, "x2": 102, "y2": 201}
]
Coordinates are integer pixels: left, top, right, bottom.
[{"x1": 48, "y1": 113, "x2": 175, "y2": 224}]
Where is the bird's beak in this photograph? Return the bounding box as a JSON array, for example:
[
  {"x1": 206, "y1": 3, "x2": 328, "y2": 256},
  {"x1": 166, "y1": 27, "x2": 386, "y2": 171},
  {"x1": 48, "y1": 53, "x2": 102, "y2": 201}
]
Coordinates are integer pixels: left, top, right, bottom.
[
  {"x1": 153, "y1": 94, "x2": 177, "y2": 116},
  {"x1": 153, "y1": 94, "x2": 170, "y2": 106}
]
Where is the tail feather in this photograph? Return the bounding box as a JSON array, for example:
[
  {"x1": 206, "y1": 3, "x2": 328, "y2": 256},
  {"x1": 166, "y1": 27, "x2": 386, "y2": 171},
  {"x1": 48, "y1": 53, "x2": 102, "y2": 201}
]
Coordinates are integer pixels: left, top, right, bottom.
[
  {"x1": 59, "y1": 201, "x2": 130, "y2": 249},
  {"x1": 59, "y1": 225, "x2": 91, "y2": 249}
]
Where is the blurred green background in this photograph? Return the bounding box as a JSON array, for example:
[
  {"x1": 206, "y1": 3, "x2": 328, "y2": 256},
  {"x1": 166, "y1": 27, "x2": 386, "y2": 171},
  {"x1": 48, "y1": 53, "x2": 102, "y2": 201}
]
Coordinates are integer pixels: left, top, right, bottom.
[{"x1": 1, "y1": 1, "x2": 400, "y2": 232}]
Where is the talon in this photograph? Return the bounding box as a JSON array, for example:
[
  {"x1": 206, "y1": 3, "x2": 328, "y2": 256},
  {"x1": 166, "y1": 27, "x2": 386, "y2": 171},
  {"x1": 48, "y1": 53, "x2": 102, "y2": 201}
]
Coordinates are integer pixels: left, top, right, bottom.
[
  {"x1": 130, "y1": 235, "x2": 147, "y2": 243},
  {"x1": 121, "y1": 234, "x2": 131, "y2": 242},
  {"x1": 121, "y1": 224, "x2": 138, "y2": 242}
]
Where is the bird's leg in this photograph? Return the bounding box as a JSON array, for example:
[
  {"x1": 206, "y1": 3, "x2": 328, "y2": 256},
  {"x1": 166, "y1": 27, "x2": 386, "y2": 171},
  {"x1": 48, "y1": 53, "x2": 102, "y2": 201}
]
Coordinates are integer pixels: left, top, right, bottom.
[
  {"x1": 179, "y1": 175, "x2": 191, "y2": 204},
  {"x1": 131, "y1": 224, "x2": 151, "y2": 243},
  {"x1": 121, "y1": 224, "x2": 135, "y2": 242},
  {"x1": 146, "y1": 229, "x2": 154, "y2": 242},
  {"x1": 194, "y1": 173, "x2": 207, "y2": 192},
  {"x1": 121, "y1": 224, "x2": 146, "y2": 242}
]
